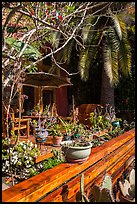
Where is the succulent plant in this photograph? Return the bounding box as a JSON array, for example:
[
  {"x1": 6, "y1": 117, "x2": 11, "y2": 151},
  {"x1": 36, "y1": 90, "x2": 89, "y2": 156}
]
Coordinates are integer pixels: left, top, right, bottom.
[
  {"x1": 118, "y1": 168, "x2": 135, "y2": 202},
  {"x1": 91, "y1": 174, "x2": 115, "y2": 202},
  {"x1": 76, "y1": 173, "x2": 90, "y2": 202},
  {"x1": 76, "y1": 174, "x2": 115, "y2": 202}
]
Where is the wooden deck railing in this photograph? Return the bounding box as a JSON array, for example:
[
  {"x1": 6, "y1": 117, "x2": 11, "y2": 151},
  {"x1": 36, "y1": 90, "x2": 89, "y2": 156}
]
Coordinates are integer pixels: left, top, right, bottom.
[{"x1": 2, "y1": 128, "x2": 135, "y2": 202}]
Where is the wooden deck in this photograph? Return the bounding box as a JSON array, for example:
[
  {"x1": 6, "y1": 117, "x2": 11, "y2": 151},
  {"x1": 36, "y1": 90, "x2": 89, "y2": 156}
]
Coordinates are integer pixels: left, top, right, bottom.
[
  {"x1": 2, "y1": 128, "x2": 135, "y2": 202},
  {"x1": 18, "y1": 134, "x2": 61, "y2": 156}
]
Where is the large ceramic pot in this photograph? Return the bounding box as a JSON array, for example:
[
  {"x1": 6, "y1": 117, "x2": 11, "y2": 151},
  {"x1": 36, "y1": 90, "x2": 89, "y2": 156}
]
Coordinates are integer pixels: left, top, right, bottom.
[{"x1": 61, "y1": 140, "x2": 92, "y2": 163}]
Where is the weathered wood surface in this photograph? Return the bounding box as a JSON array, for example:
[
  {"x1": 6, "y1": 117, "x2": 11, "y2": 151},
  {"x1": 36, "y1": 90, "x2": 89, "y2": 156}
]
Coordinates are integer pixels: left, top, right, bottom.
[
  {"x1": 35, "y1": 152, "x2": 53, "y2": 163},
  {"x1": 2, "y1": 128, "x2": 135, "y2": 202}
]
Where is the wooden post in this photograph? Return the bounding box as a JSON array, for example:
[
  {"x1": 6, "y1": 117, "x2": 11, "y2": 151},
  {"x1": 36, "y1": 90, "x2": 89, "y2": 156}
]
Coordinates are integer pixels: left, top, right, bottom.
[{"x1": 17, "y1": 83, "x2": 22, "y2": 141}]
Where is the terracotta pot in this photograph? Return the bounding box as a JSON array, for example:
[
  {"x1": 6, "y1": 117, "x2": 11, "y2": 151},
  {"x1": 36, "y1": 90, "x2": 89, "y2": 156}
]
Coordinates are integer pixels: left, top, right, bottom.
[
  {"x1": 53, "y1": 136, "x2": 63, "y2": 146},
  {"x1": 32, "y1": 111, "x2": 38, "y2": 116}
]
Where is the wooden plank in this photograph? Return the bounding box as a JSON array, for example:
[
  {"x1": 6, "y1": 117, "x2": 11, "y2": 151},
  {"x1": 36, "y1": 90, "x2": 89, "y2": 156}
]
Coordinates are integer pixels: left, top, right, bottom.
[
  {"x1": 39, "y1": 137, "x2": 135, "y2": 202},
  {"x1": 35, "y1": 152, "x2": 53, "y2": 163},
  {"x1": 91, "y1": 147, "x2": 135, "y2": 187},
  {"x1": 2, "y1": 129, "x2": 135, "y2": 202},
  {"x1": 14, "y1": 125, "x2": 27, "y2": 130},
  {"x1": 2, "y1": 163, "x2": 74, "y2": 202},
  {"x1": 61, "y1": 147, "x2": 135, "y2": 203}
]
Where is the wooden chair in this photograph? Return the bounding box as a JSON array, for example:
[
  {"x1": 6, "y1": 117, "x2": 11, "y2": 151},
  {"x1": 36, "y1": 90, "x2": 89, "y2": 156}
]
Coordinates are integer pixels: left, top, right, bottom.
[
  {"x1": 11, "y1": 113, "x2": 31, "y2": 138},
  {"x1": 77, "y1": 104, "x2": 102, "y2": 126}
]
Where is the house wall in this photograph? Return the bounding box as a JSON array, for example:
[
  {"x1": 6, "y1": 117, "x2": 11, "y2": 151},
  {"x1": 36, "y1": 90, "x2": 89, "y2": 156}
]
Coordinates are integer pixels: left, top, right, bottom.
[{"x1": 55, "y1": 87, "x2": 68, "y2": 117}]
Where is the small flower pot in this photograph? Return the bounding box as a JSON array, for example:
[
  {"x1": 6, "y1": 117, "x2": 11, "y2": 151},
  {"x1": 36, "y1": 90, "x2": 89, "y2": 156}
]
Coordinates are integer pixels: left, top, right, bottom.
[
  {"x1": 64, "y1": 134, "x2": 71, "y2": 141},
  {"x1": 36, "y1": 129, "x2": 48, "y2": 143},
  {"x1": 52, "y1": 136, "x2": 63, "y2": 146},
  {"x1": 73, "y1": 133, "x2": 81, "y2": 139},
  {"x1": 112, "y1": 121, "x2": 120, "y2": 127}
]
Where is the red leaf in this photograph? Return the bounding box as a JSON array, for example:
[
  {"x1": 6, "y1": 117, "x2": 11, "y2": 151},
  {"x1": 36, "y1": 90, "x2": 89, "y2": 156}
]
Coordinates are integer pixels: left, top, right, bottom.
[{"x1": 58, "y1": 15, "x2": 63, "y2": 21}]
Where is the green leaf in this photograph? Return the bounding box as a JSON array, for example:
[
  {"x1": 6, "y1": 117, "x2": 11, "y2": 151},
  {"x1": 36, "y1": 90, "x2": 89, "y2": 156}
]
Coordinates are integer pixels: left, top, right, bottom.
[
  {"x1": 66, "y1": 5, "x2": 75, "y2": 12},
  {"x1": 5, "y1": 37, "x2": 41, "y2": 60}
]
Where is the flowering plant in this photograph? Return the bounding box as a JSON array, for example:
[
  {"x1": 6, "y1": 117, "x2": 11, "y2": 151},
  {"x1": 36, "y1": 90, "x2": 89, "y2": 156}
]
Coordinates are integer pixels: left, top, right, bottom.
[
  {"x1": 89, "y1": 112, "x2": 112, "y2": 130},
  {"x1": 2, "y1": 138, "x2": 40, "y2": 180},
  {"x1": 2, "y1": 138, "x2": 65, "y2": 184}
]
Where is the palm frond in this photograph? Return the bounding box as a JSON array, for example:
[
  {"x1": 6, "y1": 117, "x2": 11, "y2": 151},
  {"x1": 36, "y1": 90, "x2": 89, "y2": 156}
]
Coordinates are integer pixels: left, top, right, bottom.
[
  {"x1": 80, "y1": 18, "x2": 102, "y2": 81},
  {"x1": 79, "y1": 48, "x2": 91, "y2": 81},
  {"x1": 103, "y1": 28, "x2": 120, "y2": 86},
  {"x1": 118, "y1": 39, "x2": 131, "y2": 76},
  {"x1": 82, "y1": 15, "x2": 95, "y2": 44},
  {"x1": 62, "y1": 39, "x2": 75, "y2": 64},
  {"x1": 117, "y1": 16, "x2": 131, "y2": 76},
  {"x1": 111, "y1": 14, "x2": 122, "y2": 41},
  {"x1": 50, "y1": 39, "x2": 75, "y2": 73}
]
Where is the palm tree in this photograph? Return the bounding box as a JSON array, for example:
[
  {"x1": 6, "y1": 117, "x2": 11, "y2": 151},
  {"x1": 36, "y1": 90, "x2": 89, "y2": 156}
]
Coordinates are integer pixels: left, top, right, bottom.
[
  {"x1": 42, "y1": 3, "x2": 134, "y2": 107},
  {"x1": 79, "y1": 7, "x2": 132, "y2": 106}
]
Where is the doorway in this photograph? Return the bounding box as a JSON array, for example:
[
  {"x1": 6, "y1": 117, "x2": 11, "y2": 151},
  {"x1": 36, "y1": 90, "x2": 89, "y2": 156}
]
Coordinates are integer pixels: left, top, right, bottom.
[
  {"x1": 43, "y1": 90, "x2": 53, "y2": 108},
  {"x1": 23, "y1": 86, "x2": 34, "y2": 113}
]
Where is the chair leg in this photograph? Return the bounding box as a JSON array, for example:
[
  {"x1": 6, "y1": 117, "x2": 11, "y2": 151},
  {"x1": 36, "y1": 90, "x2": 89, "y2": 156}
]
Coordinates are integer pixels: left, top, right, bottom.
[{"x1": 26, "y1": 120, "x2": 30, "y2": 138}]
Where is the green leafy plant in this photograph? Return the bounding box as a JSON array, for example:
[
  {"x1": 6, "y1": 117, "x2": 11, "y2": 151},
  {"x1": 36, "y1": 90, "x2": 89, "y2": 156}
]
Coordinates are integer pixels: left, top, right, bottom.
[
  {"x1": 5, "y1": 37, "x2": 41, "y2": 60},
  {"x1": 2, "y1": 138, "x2": 65, "y2": 183},
  {"x1": 48, "y1": 123, "x2": 63, "y2": 137},
  {"x1": 73, "y1": 123, "x2": 85, "y2": 136},
  {"x1": 30, "y1": 119, "x2": 38, "y2": 127},
  {"x1": 59, "y1": 117, "x2": 75, "y2": 137}
]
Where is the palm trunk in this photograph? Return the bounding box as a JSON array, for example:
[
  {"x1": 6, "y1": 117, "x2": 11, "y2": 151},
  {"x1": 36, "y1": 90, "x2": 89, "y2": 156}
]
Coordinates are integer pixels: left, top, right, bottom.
[{"x1": 100, "y1": 67, "x2": 114, "y2": 107}]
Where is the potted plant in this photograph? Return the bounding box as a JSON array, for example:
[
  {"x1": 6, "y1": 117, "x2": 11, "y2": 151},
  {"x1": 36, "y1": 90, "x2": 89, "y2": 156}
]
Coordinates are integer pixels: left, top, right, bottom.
[
  {"x1": 89, "y1": 113, "x2": 112, "y2": 137},
  {"x1": 73, "y1": 123, "x2": 85, "y2": 139},
  {"x1": 32, "y1": 119, "x2": 48, "y2": 144},
  {"x1": 60, "y1": 135, "x2": 92, "y2": 163},
  {"x1": 48, "y1": 123, "x2": 63, "y2": 146},
  {"x1": 31, "y1": 103, "x2": 40, "y2": 116},
  {"x1": 35, "y1": 128, "x2": 48, "y2": 143},
  {"x1": 59, "y1": 118, "x2": 75, "y2": 141}
]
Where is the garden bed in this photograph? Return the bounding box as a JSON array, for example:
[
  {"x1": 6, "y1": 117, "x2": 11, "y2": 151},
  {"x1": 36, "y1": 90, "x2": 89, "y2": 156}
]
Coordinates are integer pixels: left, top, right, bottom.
[{"x1": 2, "y1": 128, "x2": 135, "y2": 202}]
